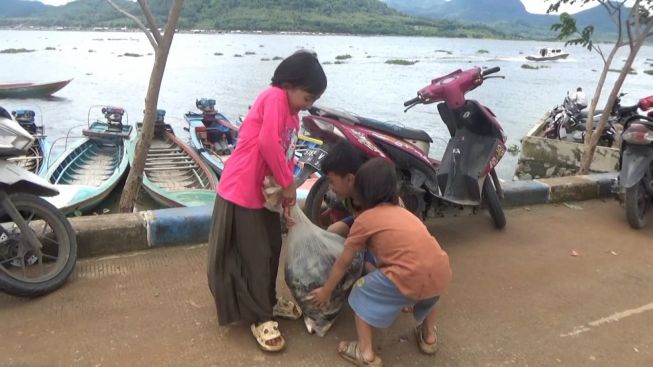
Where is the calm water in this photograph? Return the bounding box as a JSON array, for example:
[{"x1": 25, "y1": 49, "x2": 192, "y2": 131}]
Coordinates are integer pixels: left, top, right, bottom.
[{"x1": 2, "y1": 30, "x2": 653, "y2": 180}]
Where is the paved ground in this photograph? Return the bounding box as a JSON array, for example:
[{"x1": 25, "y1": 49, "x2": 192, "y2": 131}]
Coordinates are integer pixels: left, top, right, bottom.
[{"x1": 1, "y1": 200, "x2": 653, "y2": 367}]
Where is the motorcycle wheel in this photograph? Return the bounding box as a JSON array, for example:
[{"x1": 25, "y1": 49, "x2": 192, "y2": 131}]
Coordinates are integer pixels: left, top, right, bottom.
[
  {"x1": 304, "y1": 176, "x2": 346, "y2": 229},
  {"x1": 624, "y1": 180, "x2": 650, "y2": 229},
  {"x1": 0, "y1": 194, "x2": 77, "y2": 297},
  {"x1": 482, "y1": 178, "x2": 506, "y2": 229}
]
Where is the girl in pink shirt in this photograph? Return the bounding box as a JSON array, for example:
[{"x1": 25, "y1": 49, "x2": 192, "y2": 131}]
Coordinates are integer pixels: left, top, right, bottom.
[{"x1": 207, "y1": 51, "x2": 326, "y2": 353}]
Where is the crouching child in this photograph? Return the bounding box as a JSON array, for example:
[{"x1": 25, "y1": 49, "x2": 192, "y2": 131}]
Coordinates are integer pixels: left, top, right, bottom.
[{"x1": 309, "y1": 157, "x2": 452, "y2": 366}]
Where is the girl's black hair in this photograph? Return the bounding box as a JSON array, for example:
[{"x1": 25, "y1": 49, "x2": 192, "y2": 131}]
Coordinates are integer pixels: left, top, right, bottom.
[
  {"x1": 354, "y1": 157, "x2": 399, "y2": 211},
  {"x1": 271, "y1": 51, "x2": 327, "y2": 96}
]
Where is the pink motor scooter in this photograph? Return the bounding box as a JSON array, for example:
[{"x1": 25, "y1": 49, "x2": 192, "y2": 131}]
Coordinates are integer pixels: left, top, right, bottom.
[{"x1": 297, "y1": 66, "x2": 507, "y2": 229}]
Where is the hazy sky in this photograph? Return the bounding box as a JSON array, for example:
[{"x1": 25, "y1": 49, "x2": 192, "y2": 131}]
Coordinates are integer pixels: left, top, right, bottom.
[{"x1": 35, "y1": 0, "x2": 600, "y2": 14}]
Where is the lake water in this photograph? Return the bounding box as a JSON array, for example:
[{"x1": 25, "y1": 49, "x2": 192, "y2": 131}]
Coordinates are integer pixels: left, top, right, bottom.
[{"x1": 2, "y1": 30, "x2": 653, "y2": 180}]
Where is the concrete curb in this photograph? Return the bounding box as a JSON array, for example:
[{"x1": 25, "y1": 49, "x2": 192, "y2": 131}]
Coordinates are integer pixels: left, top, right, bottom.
[{"x1": 70, "y1": 172, "x2": 618, "y2": 258}]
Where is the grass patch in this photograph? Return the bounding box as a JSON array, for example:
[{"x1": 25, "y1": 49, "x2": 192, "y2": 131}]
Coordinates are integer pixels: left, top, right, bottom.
[
  {"x1": 245, "y1": 51, "x2": 256, "y2": 55},
  {"x1": 261, "y1": 58, "x2": 270, "y2": 61},
  {"x1": 214, "y1": 52, "x2": 223, "y2": 56},
  {"x1": 272, "y1": 56, "x2": 283, "y2": 60},
  {"x1": 644, "y1": 70, "x2": 653, "y2": 76},
  {"x1": 89, "y1": 49, "x2": 96, "y2": 53},
  {"x1": 335, "y1": 54, "x2": 352, "y2": 60},
  {"x1": 323, "y1": 61, "x2": 333, "y2": 65},
  {"x1": 521, "y1": 64, "x2": 549, "y2": 70},
  {"x1": 385, "y1": 59, "x2": 418, "y2": 65},
  {"x1": 45, "y1": 47, "x2": 56, "y2": 51},
  {"x1": 124, "y1": 52, "x2": 142, "y2": 57},
  {"x1": 234, "y1": 54, "x2": 243, "y2": 57},
  {"x1": 334, "y1": 61, "x2": 346, "y2": 64},
  {"x1": 477, "y1": 49, "x2": 490, "y2": 54},
  {"x1": 608, "y1": 67, "x2": 637, "y2": 75},
  {"x1": 0, "y1": 48, "x2": 35, "y2": 54}
]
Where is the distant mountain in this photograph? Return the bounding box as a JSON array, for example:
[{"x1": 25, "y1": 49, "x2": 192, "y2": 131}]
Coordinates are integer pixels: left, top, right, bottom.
[
  {"x1": 381, "y1": 0, "x2": 620, "y2": 39},
  {"x1": 1, "y1": 0, "x2": 49, "y2": 17},
  {"x1": 2, "y1": 0, "x2": 507, "y2": 39}
]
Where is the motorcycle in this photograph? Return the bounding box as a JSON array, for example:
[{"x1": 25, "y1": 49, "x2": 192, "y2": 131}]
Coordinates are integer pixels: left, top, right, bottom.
[
  {"x1": 617, "y1": 95, "x2": 653, "y2": 229},
  {"x1": 0, "y1": 106, "x2": 77, "y2": 297},
  {"x1": 296, "y1": 66, "x2": 507, "y2": 229},
  {"x1": 543, "y1": 92, "x2": 618, "y2": 147}
]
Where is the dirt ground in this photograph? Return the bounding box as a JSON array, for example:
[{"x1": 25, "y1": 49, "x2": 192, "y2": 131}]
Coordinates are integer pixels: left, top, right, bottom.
[{"x1": 1, "y1": 199, "x2": 652, "y2": 367}]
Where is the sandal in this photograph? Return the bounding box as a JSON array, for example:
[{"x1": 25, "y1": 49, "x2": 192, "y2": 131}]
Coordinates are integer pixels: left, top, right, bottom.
[
  {"x1": 415, "y1": 323, "x2": 438, "y2": 355},
  {"x1": 250, "y1": 321, "x2": 285, "y2": 352},
  {"x1": 273, "y1": 297, "x2": 302, "y2": 320},
  {"x1": 338, "y1": 341, "x2": 383, "y2": 367}
]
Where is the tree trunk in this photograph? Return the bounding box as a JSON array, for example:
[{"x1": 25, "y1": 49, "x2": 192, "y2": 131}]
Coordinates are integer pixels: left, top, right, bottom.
[
  {"x1": 118, "y1": 0, "x2": 184, "y2": 212},
  {"x1": 578, "y1": 24, "x2": 652, "y2": 173}
]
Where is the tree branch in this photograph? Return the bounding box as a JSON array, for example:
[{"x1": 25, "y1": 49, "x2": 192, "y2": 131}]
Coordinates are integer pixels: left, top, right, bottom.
[
  {"x1": 137, "y1": 0, "x2": 163, "y2": 46},
  {"x1": 105, "y1": 0, "x2": 158, "y2": 48}
]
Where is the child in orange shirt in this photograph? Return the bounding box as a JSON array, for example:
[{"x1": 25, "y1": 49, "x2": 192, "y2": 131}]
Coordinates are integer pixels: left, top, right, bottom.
[{"x1": 310, "y1": 157, "x2": 452, "y2": 366}]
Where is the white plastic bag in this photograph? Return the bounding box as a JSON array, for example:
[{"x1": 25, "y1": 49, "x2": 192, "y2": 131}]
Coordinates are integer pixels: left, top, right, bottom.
[
  {"x1": 284, "y1": 205, "x2": 363, "y2": 337},
  {"x1": 262, "y1": 176, "x2": 283, "y2": 213}
]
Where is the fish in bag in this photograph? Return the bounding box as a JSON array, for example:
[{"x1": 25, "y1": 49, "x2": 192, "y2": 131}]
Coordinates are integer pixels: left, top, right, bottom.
[{"x1": 284, "y1": 205, "x2": 363, "y2": 336}]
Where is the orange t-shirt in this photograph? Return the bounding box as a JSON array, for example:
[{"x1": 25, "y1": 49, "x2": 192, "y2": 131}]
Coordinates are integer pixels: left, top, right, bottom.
[{"x1": 345, "y1": 204, "x2": 452, "y2": 300}]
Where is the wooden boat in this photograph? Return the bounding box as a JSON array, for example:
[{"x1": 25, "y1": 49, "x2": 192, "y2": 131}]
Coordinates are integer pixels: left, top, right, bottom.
[
  {"x1": 184, "y1": 98, "x2": 240, "y2": 175},
  {"x1": 184, "y1": 98, "x2": 323, "y2": 176},
  {"x1": 0, "y1": 79, "x2": 72, "y2": 99},
  {"x1": 6, "y1": 109, "x2": 50, "y2": 176},
  {"x1": 129, "y1": 110, "x2": 217, "y2": 208},
  {"x1": 44, "y1": 106, "x2": 131, "y2": 214},
  {"x1": 525, "y1": 48, "x2": 569, "y2": 62}
]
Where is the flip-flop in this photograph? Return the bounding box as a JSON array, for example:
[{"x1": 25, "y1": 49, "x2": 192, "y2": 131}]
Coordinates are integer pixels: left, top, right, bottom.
[
  {"x1": 338, "y1": 341, "x2": 383, "y2": 367},
  {"x1": 250, "y1": 321, "x2": 285, "y2": 352},
  {"x1": 415, "y1": 323, "x2": 438, "y2": 355},
  {"x1": 273, "y1": 297, "x2": 302, "y2": 320}
]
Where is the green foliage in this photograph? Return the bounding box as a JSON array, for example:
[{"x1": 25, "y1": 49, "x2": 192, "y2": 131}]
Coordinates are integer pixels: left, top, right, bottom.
[
  {"x1": 0, "y1": 48, "x2": 35, "y2": 53},
  {"x1": 644, "y1": 69, "x2": 653, "y2": 75},
  {"x1": 550, "y1": 12, "x2": 595, "y2": 51},
  {"x1": 386, "y1": 59, "x2": 419, "y2": 65},
  {"x1": 335, "y1": 54, "x2": 352, "y2": 60},
  {"x1": 124, "y1": 52, "x2": 143, "y2": 57},
  {"x1": 477, "y1": 49, "x2": 489, "y2": 54},
  {"x1": 521, "y1": 64, "x2": 549, "y2": 70},
  {"x1": 2, "y1": 0, "x2": 507, "y2": 39}
]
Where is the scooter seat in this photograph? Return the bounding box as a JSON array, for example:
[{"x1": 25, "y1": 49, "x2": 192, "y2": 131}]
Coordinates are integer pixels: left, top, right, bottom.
[{"x1": 356, "y1": 116, "x2": 433, "y2": 142}]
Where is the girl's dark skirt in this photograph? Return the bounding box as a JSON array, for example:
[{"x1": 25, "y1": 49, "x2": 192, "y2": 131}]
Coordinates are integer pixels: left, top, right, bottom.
[{"x1": 207, "y1": 195, "x2": 282, "y2": 325}]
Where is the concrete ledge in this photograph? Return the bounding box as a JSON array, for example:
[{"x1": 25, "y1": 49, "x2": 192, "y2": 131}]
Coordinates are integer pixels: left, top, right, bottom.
[
  {"x1": 142, "y1": 205, "x2": 213, "y2": 247},
  {"x1": 70, "y1": 213, "x2": 147, "y2": 258},
  {"x1": 502, "y1": 179, "x2": 550, "y2": 207},
  {"x1": 70, "y1": 173, "x2": 618, "y2": 258}
]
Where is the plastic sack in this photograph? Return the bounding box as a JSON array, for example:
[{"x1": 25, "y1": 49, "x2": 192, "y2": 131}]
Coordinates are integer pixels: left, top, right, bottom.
[
  {"x1": 284, "y1": 205, "x2": 363, "y2": 337},
  {"x1": 262, "y1": 176, "x2": 283, "y2": 213}
]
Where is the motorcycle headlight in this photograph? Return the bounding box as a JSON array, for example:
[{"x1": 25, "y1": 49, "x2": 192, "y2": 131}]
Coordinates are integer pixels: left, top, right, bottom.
[{"x1": 0, "y1": 124, "x2": 33, "y2": 151}]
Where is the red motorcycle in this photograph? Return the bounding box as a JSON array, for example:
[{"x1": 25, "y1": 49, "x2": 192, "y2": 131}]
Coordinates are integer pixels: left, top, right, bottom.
[{"x1": 297, "y1": 66, "x2": 507, "y2": 229}]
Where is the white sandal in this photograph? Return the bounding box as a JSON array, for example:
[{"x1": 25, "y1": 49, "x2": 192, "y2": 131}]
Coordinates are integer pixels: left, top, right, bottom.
[
  {"x1": 273, "y1": 297, "x2": 302, "y2": 320},
  {"x1": 250, "y1": 320, "x2": 285, "y2": 352}
]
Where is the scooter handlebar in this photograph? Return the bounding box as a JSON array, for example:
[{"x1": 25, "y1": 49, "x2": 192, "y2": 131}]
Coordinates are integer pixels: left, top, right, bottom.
[
  {"x1": 404, "y1": 96, "x2": 421, "y2": 107},
  {"x1": 482, "y1": 66, "x2": 500, "y2": 77}
]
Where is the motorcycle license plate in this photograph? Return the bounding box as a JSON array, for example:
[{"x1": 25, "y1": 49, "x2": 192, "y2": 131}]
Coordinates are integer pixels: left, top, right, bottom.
[{"x1": 299, "y1": 147, "x2": 328, "y2": 170}]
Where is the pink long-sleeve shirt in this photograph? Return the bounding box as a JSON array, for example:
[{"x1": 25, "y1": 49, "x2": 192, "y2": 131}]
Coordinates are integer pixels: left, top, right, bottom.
[{"x1": 218, "y1": 86, "x2": 298, "y2": 209}]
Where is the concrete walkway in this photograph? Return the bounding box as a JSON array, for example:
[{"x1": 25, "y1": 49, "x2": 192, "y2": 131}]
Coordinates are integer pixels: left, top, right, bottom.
[{"x1": 1, "y1": 200, "x2": 652, "y2": 367}]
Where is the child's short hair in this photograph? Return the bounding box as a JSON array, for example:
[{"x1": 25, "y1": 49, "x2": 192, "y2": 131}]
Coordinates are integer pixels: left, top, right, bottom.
[
  {"x1": 271, "y1": 51, "x2": 327, "y2": 96},
  {"x1": 320, "y1": 139, "x2": 364, "y2": 177},
  {"x1": 354, "y1": 157, "x2": 399, "y2": 210}
]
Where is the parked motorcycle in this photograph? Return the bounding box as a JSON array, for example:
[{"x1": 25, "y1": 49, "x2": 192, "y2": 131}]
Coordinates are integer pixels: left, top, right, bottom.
[
  {"x1": 617, "y1": 95, "x2": 653, "y2": 229},
  {"x1": 0, "y1": 106, "x2": 77, "y2": 297},
  {"x1": 296, "y1": 66, "x2": 507, "y2": 229},
  {"x1": 543, "y1": 92, "x2": 618, "y2": 147}
]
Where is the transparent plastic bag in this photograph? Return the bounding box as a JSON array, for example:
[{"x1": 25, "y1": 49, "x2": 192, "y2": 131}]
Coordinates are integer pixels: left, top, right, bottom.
[{"x1": 284, "y1": 205, "x2": 363, "y2": 337}]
